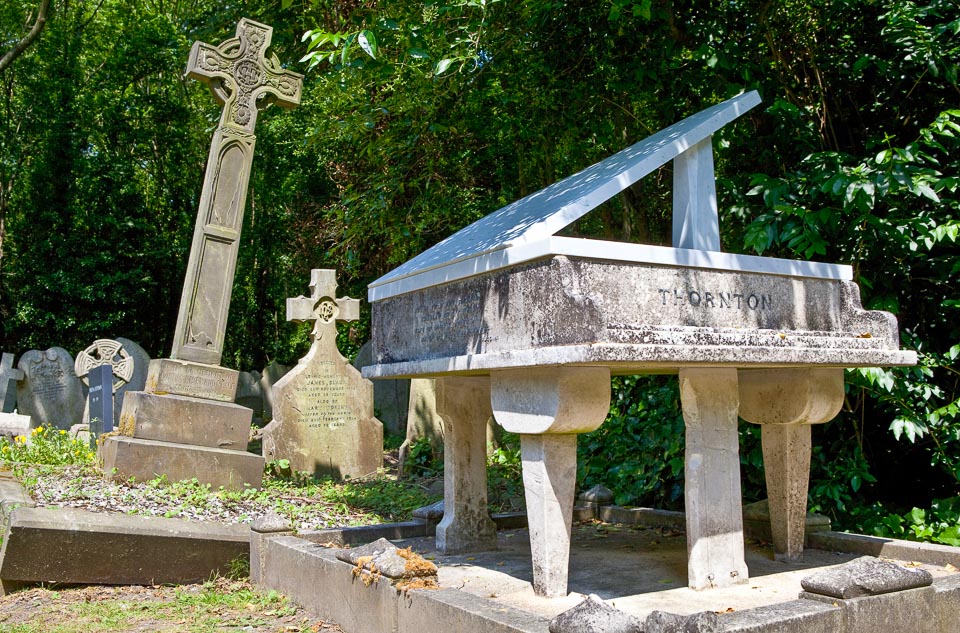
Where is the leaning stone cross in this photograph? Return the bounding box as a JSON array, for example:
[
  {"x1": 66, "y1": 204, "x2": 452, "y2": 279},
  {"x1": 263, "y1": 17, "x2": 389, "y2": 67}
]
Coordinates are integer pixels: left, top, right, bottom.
[
  {"x1": 286, "y1": 270, "x2": 360, "y2": 346},
  {"x1": 172, "y1": 18, "x2": 303, "y2": 365},
  {"x1": 0, "y1": 353, "x2": 24, "y2": 413}
]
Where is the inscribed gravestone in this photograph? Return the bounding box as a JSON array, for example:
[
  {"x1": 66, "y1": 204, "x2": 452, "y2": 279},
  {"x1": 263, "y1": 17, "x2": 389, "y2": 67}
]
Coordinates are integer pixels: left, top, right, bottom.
[
  {"x1": 16, "y1": 348, "x2": 84, "y2": 430},
  {"x1": 352, "y1": 342, "x2": 409, "y2": 436},
  {"x1": 262, "y1": 270, "x2": 383, "y2": 478},
  {"x1": 0, "y1": 353, "x2": 23, "y2": 413}
]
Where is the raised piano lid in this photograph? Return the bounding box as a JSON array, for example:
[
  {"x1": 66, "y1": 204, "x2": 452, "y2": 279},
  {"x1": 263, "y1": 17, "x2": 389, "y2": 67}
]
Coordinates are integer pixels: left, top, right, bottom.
[{"x1": 368, "y1": 91, "x2": 851, "y2": 302}]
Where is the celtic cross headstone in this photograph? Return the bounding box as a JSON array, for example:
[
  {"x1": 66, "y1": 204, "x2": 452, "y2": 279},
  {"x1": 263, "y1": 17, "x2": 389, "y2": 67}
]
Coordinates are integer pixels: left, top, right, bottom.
[
  {"x1": 172, "y1": 18, "x2": 303, "y2": 365},
  {"x1": 262, "y1": 270, "x2": 383, "y2": 479}
]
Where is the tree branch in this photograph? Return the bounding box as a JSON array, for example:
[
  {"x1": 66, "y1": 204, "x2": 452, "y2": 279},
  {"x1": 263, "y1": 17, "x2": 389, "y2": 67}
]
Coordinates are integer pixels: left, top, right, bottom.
[{"x1": 0, "y1": 0, "x2": 52, "y2": 74}]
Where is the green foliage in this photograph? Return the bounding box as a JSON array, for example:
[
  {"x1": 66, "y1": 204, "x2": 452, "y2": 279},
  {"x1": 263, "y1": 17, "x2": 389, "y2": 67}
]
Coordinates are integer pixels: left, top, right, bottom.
[
  {"x1": 577, "y1": 377, "x2": 686, "y2": 510},
  {"x1": 403, "y1": 435, "x2": 442, "y2": 478},
  {"x1": 487, "y1": 432, "x2": 523, "y2": 513}
]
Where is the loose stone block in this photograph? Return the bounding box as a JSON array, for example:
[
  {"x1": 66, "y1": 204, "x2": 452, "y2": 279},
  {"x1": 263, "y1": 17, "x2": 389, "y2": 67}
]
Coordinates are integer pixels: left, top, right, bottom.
[
  {"x1": 548, "y1": 594, "x2": 642, "y2": 633},
  {"x1": 15, "y1": 348, "x2": 84, "y2": 430},
  {"x1": 680, "y1": 368, "x2": 749, "y2": 590},
  {"x1": 145, "y1": 358, "x2": 239, "y2": 402},
  {"x1": 800, "y1": 556, "x2": 933, "y2": 599},
  {"x1": 100, "y1": 435, "x2": 263, "y2": 490},
  {"x1": 435, "y1": 377, "x2": 497, "y2": 554},
  {"x1": 118, "y1": 391, "x2": 252, "y2": 449},
  {"x1": 262, "y1": 270, "x2": 382, "y2": 479}
]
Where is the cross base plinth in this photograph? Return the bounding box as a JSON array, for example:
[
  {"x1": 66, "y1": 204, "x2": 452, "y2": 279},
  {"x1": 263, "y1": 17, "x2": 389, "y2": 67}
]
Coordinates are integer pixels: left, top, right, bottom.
[{"x1": 100, "y1": 359, "x2": 262, "y2": 491}]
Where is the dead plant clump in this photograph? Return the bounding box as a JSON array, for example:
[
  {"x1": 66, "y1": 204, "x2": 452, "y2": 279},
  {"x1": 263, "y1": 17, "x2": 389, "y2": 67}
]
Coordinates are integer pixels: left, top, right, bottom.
[{"x1": 397, "y1": 546, "x2": 438, "y2": 577}]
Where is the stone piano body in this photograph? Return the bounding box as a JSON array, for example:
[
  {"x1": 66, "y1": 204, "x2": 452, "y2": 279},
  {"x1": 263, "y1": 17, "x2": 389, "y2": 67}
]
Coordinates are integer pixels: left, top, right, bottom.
[{"x1": 362, "y1": 91, "x2": 916, "y2": 598}]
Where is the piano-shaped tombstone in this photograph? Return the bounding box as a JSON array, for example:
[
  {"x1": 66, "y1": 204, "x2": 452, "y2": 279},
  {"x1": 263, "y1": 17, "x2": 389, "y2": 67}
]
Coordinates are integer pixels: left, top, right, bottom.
[{"x1": 363, "y1": 91, "x2": 916, "y2": 598}]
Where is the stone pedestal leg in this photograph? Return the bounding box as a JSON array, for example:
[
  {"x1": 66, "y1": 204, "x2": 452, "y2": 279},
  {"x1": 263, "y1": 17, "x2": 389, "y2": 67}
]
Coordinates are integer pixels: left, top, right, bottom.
[
  {"x1": 491, "y1": 367, "x2": 611, "y2": 599},
  {"x1": 761, "y1": 423, "x2": 812, "y2": 561},
  {"x1": 435, "y1": 376, "x2": 497, "y2": 554},
  {"x1": 520, "y1": 433, "x2": 578, "y2": 598},
  {"x1": 679, "y1": 368, "x2": 749, "y2": 590},
  {"x1": 739, "y1": 368, "x2": 844, "y2": 562}
]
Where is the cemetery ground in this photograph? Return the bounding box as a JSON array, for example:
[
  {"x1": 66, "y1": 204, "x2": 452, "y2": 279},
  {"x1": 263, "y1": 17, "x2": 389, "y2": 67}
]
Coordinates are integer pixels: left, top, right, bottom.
[{"x1": 0, "y1": 427, "x2": 471, "y2": 632}]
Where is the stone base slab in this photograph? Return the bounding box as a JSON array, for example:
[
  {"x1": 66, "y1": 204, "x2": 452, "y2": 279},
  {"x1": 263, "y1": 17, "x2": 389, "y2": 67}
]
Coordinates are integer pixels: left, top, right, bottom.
[
  {"x1": 118, "y1": 391, "x2": 251, "y2": 449},
  {"x1": 146, "y1": 359, "x2": 238, "y2": 402},
  {"x1": 0, "y1": 506, "x2": 248, "y2": 592},
  {"x1": 258, "y1": 528, "x2": 960, "y2": 633},
  {"x1": 101, "y1": 435, "x2": 264, "y2": 491}
]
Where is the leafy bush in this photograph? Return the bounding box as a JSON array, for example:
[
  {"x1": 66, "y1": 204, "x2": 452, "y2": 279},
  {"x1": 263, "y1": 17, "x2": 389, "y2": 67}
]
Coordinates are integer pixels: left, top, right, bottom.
[{"x1": 577, "y1": 376, "x2": 686, "y2": 510}]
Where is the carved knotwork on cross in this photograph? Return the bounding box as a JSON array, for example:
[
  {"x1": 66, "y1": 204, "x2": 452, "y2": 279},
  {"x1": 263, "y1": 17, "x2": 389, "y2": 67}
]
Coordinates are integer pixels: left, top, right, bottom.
[
  {"x1": 186, "y1": 18, "x2": 302, "y2": 133},
  {"x1": 287, "y1": 270, "x2": 360, "y2": 342}
]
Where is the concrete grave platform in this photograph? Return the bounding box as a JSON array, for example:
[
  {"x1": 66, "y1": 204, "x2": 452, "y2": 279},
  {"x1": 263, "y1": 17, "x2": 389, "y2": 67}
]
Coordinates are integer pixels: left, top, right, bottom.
[
  {"x1": 0, "y1": 505, "x2": 249, "y2": 593},
  {"x1": 258, "y1": 523, "x2": 960, "y2": 633}
]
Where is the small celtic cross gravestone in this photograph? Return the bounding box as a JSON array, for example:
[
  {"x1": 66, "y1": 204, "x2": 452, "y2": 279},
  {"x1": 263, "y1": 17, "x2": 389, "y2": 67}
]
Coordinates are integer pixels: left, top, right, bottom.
[
  {"x1": 74, "y1": 339, "x2": 134, "y2": 391},
  {"x1": 286, "y1": 269, "x2": 361, "y2": 344},
  {"x1": 0, "y1": 353, "x2": 24, "y2": 413},
  {"x1": 172, "y1": 18, "x2": 303, "y2": 365}
]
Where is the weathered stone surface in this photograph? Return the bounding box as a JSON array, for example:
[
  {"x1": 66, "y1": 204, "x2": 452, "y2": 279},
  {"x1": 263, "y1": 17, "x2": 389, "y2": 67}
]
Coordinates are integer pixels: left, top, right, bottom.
[
  {"x1": 803, "y1": 586, "x2": 939, "y2": 633},
  {"x1": 680, "y1": 368, "x2": 748, "y2": 590},
  {"x1": 171, "y1": 19, "x2": 302, "y2": 366},
  {"x1": 146, "y1": 358, "x2": 238, "y2": 402},
  {"x1": 336, "y1": 537, "x2": 396, "y2": 565},
  {"x1": 0, "y1": 506, "x2": 248, "y2": 587},
  {"x1": 262, "y1": 270, "x2": 382, "y2": 479},
  {"x1": 369, "y1": 258, "x2": 912, "y2": 377},
  {"x1": 435, "y1": 377, "x2": 497, "y2": 554},
  {"x1": 800, "y1": 556, "x2": 933, "y2": 599},
  {"x1": 15, "y1": 348, "x2": 84, "y2": 430},
  {"x1": 0, "y1": 353, "x2": 23, "y2": 413},
  {"x1": 118, "y1": 391, "x2": 251, "y2": 449},
  {"x1": 250, "y1": 510, "x2": 294, "y2": 588},
  {"x1": 100, "y1": 435, "x2": 263, "y2": 490},
  {"x1": 354, "y1": 342, "x2": 409, "y2": 436},
  {"x1": 548, "y1": 594, "x2": 642, "y2": 633},
  {"x1": 644, "y1": 610, "x2": 724, "y2": 632}
]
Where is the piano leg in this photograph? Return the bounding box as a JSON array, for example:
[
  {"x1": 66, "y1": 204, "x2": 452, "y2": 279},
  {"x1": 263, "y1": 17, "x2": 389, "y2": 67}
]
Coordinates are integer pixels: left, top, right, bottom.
[
  {"x1": 762, "y1": 423, "x2": 812, "y2": 561},
  {"x1": 739, "y1": 368, "x2": 844, "y2": 562},
  {"x1": 435, "y1": 376, "x2": 498, "y2": 554},
  {"x1": 679, "y1": 368, "x2": 750, "y2": 590},
  {"x1": 520, "y1": 433, "x2": 577, "y2": 598}
]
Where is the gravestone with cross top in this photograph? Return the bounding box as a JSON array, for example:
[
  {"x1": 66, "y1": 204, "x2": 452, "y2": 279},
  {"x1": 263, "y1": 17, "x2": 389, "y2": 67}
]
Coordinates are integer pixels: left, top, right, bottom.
[
  {"x1": 262, "y1": 269, "x2": 382, "y2": 479},
  {"x1": 286, "y1": 270, "x2": 361, "y2": 342},
  {"x1": 172, "y1": 18, "x2": 303, "y2": 366},
  {"x1": 0, "y1": 353, "x2": 24, "y2": 413}
]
